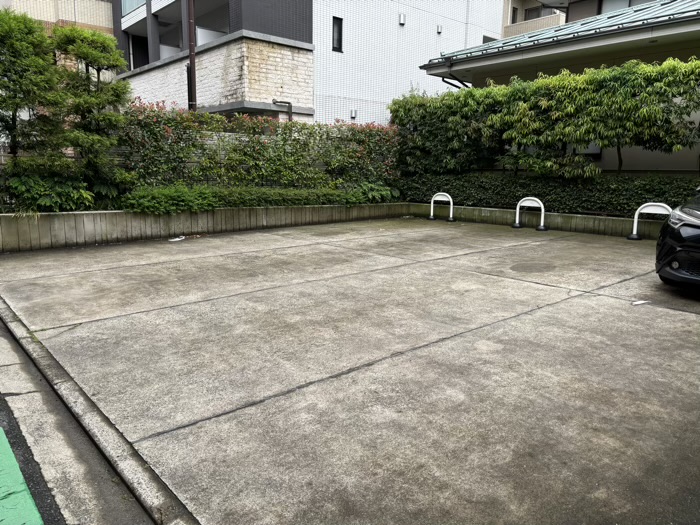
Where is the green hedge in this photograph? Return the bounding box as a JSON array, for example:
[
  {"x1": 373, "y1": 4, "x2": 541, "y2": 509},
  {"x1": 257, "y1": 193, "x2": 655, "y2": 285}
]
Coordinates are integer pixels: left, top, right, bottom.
[
  {"x1": 119, "y1": 107, "x2": 399, "y2": 190},
  {"x1": 389, "y1": 59, "x2": 700, "y2": 179},
  {"x1": 397, "y1": 172, "x2": 700, "y2": 217},
  {"x1": 120, "y1": 183, "x2": 395, "y2": 215}
]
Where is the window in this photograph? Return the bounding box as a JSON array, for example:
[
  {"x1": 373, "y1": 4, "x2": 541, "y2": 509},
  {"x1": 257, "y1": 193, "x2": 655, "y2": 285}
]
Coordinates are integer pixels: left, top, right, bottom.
[
  {"x1": 511, "y1": 7, "x2": 518, "y2": 24},
  {"x1": 524, "y1": 6, "x2": 541, "y2": 21},
  {"x1": 332, "y1": 17, "x2": 343, "y2": 52}
]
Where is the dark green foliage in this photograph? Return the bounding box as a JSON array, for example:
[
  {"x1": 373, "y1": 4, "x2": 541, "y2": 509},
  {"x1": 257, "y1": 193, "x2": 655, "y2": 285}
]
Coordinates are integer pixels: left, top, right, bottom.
[
  {"x1": 119, "y1": 100, "x2": 227, "y2": 185},
  {"x1": 397, "y1": 172, "x2": 700, "y2": 217},
  {"x1": 389, "y1": 87, "x2": 508, "y2": 177},
  {"x1": 2, "y1": 156, "x2": 93, "y2": 212},
  {"x1": 52, "y1": 26, "x2": 131, "y2": 203},
  {"x1": 390, "y1": 58, "x2": 700, "y2": 178},
  {"x1": 0, "y1": 9, "x2": 57, "y2": 156},
  {"x1": 121, "y1": 183, "x2": 397, "y2": 215},
  {"x1": 119, "y1": 109, "x2": 400, "y2": 190}
]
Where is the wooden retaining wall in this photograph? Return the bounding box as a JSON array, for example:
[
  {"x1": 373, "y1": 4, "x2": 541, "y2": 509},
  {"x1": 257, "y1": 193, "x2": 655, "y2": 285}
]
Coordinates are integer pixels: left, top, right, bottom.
[
  {"x1": 0, "y1": 204, "x2": 410, "y2": 253},
  {"x1": 0, "y1": 203, "x2": 664, "y2": 253}
]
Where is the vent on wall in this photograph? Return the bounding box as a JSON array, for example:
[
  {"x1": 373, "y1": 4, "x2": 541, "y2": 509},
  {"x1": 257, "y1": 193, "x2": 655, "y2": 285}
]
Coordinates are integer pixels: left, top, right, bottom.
[
  {"x1": 437, "y1": 25, "x2": 443, "y2": 34},
  {"x1": 399, "y1": 13, "x2": 406, "y2": 26}
]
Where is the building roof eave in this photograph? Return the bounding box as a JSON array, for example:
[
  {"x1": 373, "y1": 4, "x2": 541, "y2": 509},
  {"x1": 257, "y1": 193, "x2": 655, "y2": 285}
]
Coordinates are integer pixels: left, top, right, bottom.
[{"x1": 421, "y1": 0, "x2": 700, "y2": 74}]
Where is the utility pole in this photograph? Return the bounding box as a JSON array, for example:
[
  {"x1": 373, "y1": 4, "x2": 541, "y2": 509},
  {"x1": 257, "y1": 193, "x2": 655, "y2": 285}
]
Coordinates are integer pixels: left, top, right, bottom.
[{"x1": 187, "y1": 0, "x2": 197, "y2": 110}]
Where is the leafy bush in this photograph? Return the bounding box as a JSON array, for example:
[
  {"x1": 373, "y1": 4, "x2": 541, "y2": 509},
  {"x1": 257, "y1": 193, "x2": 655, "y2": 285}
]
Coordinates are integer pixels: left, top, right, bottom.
[
  {"x1": 397, "y1": 171, "x2": 700, "y2": 217},
  {"x1": 120, "y1": 183, "x2": 397, "y2": 215},
  {"x1": 2, "y1": 155, "x2": 94, "y2": 212},
  {"x1": 118, "y1": 111, "x2": 400, "y2": 190},
  {"x1": 390, "y1": 58, "x2": 700, "y2": 179},
  {"x1": 119, "y1": 100, "x2": 227, "y2": 185}
]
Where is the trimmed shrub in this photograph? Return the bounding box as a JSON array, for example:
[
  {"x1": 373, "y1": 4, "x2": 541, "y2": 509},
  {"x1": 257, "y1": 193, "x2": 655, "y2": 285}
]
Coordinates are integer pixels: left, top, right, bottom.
[
  {"x1": 396, "y1": 172, "x2": 700, "y2": 217},
  {"x1": 1, "y1": 155, "x2": 94, "y2": 212},
  {"x1": 389, "y1": 58, "x2": 700, "y2": 179},
  {"x1": 119, "y1": 100, "x2": 227, "y2": 186},
  {"x1": 118, "y1": 109, "x2": 400, "y2": 190},
  {"x1": 120, "y1": 183, "x2": 396, "y2": 215}
]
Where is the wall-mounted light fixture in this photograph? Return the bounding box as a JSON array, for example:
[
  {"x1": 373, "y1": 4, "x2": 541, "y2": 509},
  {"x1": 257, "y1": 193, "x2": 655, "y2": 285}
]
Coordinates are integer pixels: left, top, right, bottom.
[
  {"x1": 399, "y1": 13, "x2": 406, "y2": 26},
  {"x1": 437, "y1": 25, "x2": 443, "y2": 34},
  {"x1": 350, "y1": 109, "x2": 357, "y2": 120}
]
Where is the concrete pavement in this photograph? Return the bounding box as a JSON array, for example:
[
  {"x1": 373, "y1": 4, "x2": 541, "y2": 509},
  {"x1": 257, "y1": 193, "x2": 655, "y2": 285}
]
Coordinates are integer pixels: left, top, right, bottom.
[
  {"x1": 0, "y1": 218, "x2": 698, "y2": 524},
  {"x1": 0, "y1": 322, "x2": 152, "y2": 525}
]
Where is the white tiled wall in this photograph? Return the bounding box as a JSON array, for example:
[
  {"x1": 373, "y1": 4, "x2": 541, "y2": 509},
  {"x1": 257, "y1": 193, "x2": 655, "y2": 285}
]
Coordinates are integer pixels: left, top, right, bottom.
[
  {"x1": 8, "y1": 0, "x2": 112, "y2": 28},
  {"x1": 313, "y1": 0, "x2": 503, "y2": 124}
]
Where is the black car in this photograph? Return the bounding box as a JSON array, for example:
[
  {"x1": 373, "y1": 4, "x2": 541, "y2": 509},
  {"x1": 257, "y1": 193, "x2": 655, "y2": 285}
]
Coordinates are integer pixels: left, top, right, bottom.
[{"x1": 656, "y1": 191, "x2": 700, "y2": 286}]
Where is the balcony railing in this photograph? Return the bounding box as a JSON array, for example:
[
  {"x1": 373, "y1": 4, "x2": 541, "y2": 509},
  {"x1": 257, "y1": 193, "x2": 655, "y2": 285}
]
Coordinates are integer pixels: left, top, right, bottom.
[
  {"x1": 122, "y1": 0, "x2": 146, "y2": 15},
  {"x1": 503, "y1": 12, "x2": 567, "y2": 38}
]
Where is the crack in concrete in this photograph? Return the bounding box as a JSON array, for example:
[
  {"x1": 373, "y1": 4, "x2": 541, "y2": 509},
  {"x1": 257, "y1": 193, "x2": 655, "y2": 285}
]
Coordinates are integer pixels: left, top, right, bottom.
[
  {"x1": 3, "y1": 391, "x2": 40, "y2": 397},
  {"x1": 0, "y1": 224, "x2": 446, "y2": 285},
  {"x1": 31, "y1": 234, "x2": 578, "y2": 333},
  {"x1": 323, "y1": 234, "x2": 568, "y2": 263},
  {"x1": 133, "y1": 291, "x2": 584, "y2": 445},
  {"x1": 35, "y1": 324, "x2": 84, "y2": 340}
]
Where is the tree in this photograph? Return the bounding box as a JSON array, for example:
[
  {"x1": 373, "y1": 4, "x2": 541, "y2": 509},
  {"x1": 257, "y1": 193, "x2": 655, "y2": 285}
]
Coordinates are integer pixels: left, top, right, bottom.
[
  {"x1": 52, "y1": 25, "x2": 131, "y2": 202},
  {"x1": 0, "y1": 9, "x2": 57, "y2": 156}
]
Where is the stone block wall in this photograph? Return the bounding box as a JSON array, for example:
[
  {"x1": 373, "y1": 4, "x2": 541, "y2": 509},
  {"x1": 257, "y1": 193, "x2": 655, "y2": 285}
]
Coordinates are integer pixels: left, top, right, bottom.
[
  {"x1": 125, "y1": 37, "x2": 314, "y2": 116},
  {"x1": 245, "y1": 40, "x2": 314, "y2": 109}
]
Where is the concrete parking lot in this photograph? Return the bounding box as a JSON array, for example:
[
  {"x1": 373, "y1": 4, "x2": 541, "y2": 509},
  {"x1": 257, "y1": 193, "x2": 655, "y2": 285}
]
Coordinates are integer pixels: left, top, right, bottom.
[{"x1": 1, "y1": 217, "x2": 699, "y2": 525}]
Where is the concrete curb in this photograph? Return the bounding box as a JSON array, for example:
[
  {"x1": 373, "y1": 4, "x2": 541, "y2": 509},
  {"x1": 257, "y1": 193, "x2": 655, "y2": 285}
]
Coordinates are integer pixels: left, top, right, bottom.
[
  {"x1": 0, "y1": 203, "x2": 666, "y2": 254},
  {"x1": 0, "y1": 298, "x2": 199, "y2": 525},
  {"x1": 0, "y1": 204, "x2": 410, "y2": 253},
  {"x1": 411, "y1": 203, "x2": 665, "y2": 239}
]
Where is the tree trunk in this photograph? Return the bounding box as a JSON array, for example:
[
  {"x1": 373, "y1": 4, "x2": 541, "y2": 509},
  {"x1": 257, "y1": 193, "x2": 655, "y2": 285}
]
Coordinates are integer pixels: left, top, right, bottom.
[
  {"x1": 616, "y1": 144, "x2": 623, "y2": 174},
  {"x1": 9, "y1": 110, "x2": 18, "y2": 157}
]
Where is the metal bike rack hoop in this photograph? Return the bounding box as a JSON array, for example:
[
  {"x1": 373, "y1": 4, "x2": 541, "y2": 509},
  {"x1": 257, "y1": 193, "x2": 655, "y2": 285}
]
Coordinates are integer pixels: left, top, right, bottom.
[
  {"x1": 428, "y1": 192, "x2": 455, "y2": 222},
  {"x1": 627, "y1": 202, "x2": 672, "y2": 240},
  {"x1": 513, "y1": 196, "x2": 548, "y2": 231}
]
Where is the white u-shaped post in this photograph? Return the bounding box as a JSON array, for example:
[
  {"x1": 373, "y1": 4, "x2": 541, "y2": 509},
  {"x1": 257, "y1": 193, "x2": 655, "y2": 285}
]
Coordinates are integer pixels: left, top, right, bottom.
[
  {"x1": 513, "y1": 197, "x2": 548, "y2": 231},
  {"x1": 627, "y1": 202, "x2": 672, "y2": 240},
  {"x1": 428, "y1": 192, "x2": 455, "y2": 222}
]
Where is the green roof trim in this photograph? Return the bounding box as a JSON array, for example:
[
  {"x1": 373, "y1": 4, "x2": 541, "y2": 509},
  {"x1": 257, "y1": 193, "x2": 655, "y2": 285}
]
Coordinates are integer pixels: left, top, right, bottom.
[{"x1": 422, "y1": 0, "x2": 700, "y2": 69}]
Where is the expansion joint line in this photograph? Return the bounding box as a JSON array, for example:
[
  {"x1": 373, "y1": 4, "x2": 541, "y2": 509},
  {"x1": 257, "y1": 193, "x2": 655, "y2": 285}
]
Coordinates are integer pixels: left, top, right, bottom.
[{"x1": 135, "y1": 291, "x2": 583, "y2": 444}]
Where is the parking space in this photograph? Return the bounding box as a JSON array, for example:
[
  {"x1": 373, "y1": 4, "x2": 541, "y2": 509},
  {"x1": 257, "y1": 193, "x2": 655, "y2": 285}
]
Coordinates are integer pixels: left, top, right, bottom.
[{"x1": 1, "y1": 218, "x2": 698, "y2": 524}]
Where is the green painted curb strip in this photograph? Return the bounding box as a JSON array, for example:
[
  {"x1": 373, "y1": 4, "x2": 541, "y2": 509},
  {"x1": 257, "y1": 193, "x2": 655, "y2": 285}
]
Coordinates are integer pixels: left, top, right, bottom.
[{"x1": 0, "y1": 428, "x2": 43, "y2": 525}]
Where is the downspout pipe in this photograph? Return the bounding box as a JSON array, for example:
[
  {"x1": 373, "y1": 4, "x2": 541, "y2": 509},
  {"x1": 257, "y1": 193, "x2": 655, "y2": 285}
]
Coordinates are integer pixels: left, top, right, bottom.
[
  {"x1": 272, "y1": 99, "x2": 293, "y2": 122},
  {"x1": 442, "y1": 77, "x2": 464, "y2": 90},
  {"x1": 449, "y1": 73, "x2": 471, "y2": 89},
  {"x1": 441, "y1": 56, "x2": 471, "y2": 90}
]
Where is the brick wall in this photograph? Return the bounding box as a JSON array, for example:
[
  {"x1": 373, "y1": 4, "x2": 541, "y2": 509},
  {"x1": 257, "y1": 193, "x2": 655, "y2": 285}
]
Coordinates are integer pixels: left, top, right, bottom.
[{"x1": 126, "y1": 38, "x2": 313, "y2": 115}]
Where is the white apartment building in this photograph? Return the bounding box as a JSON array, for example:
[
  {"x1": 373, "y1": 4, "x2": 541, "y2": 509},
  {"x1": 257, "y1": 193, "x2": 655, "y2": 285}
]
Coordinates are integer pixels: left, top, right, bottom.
[
  {"x1": 312, "y1": 0, "x2": 503, "y2": 124},
  {"x1": 0, "y1": 0, "x2": 113, "y2": 33},
  {"x1": 111, "y1": 0, "x2": 503, "y2": 124}
]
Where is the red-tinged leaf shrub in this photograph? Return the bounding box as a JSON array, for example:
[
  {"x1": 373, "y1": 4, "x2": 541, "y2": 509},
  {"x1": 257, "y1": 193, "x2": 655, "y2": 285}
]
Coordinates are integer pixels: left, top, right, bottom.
[{"x1": 118, "y1": 106, "x2": 400, "y2": 191}]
